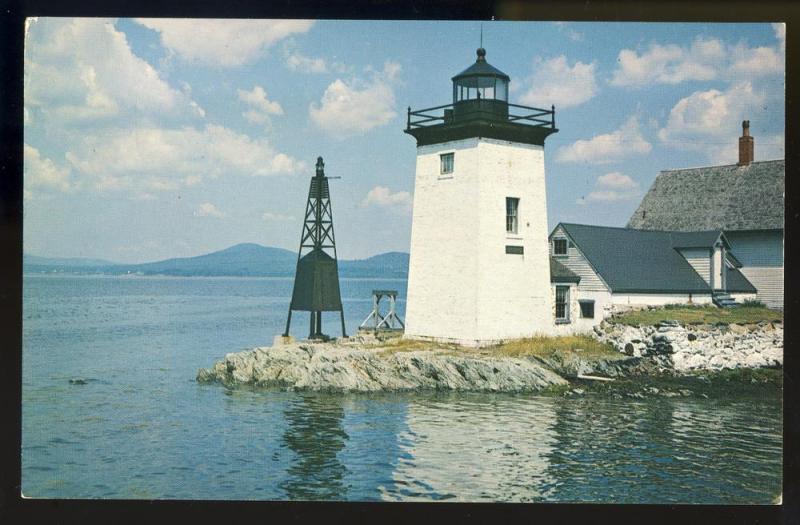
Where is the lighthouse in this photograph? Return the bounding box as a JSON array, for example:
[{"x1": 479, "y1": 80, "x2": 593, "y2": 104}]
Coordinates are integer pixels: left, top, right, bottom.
[{"x1": 403, "y1": 47, "x2": 558, "y2": 346}]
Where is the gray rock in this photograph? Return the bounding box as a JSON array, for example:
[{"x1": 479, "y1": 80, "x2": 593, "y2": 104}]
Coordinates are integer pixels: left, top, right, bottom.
[{"x1": 197, "y1": 342, "x2": 569, "y2": 393}]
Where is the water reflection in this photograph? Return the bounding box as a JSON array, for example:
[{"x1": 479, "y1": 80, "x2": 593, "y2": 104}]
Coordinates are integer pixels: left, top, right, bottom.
[
  {"x1": 386, "y1": 393, "x2": 558, "y2": 501},
  {"x1": 541, "y1": 398, "x2": 782, "y2": 504},
  {"x1": 337, "y1": 396, "x2": 409, "y2": 500},
  {"x1": 541, "y1": 398, "x2": 681, "y2": 502},
  {"x1": 279, "y1": 394, "x2": 348, "y2": 500}
]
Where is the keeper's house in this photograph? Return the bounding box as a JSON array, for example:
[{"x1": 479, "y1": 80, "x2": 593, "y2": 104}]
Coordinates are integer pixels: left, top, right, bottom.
[
  {"x1": 627, "y1": 121, "x2": 784, "y2": 309},
  {"x1": 547, "y1": 224, "x2": 757, "y2": 333}
]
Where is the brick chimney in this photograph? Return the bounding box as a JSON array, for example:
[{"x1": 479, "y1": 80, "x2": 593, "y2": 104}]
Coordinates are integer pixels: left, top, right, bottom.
[{"x1": 738, "y1": 120, "x2": 754, "y2": 166}]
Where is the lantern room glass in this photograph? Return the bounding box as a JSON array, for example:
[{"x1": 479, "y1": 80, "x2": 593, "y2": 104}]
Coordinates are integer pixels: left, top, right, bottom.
[{"x1": 452, "y1": 75, "x2": 509, "y2": 104}]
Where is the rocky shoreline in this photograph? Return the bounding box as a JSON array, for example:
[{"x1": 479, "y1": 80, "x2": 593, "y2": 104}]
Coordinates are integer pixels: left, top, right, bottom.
[
  {"x1": 197, "y1": 319, "x2": 783, "y2": 394},
  {"x1": 594, "y1": 318, "x2": 783, "y2": 371},
  {"x1": 197, "y1": 341, "x2": 571, "y2": 393}
]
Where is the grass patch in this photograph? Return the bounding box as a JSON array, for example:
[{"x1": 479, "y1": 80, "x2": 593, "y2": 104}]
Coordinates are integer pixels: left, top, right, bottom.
[
  {"x1": 488, "y1": 335, "x2": 619, "y2": 360},
  {"x1": 614, "y1": 304, "x2": 782, "y2": 327},
  {"x1": 369, "y1": 337, "x2": 460, "y2": 355},
  {"x1": 367, "y1": 334, "x2": 620, "y2": 362}
]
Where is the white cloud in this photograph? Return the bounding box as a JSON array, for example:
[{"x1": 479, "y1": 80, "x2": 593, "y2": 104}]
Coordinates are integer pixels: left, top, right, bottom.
[
  {"x1": 194, "y1": 202, "x2": 225, "y2": 218},
  {"x1": 360, "y1": 186, "x2": 412, "y2": 213},
  {"x1": 133, "y1": 192, "x2": 157, "y2": 201},
  {"x1": 657, "y1": 82, "x2": 779, "y2": 162},
  {"x1": 25, "y1": 18, "x2": 203, "y2": 123},
  {"x1": 556, "y1": 116, "x2": 652, "y2": 164},
  {"x1": 596, "y1": 171, "x2": 638, "y2": 190},
  {"x1": 578, "y1": 172, "x2": 641, "y2": 204},
  {"x1": 238, "y1": 86, "x2": 284, "y2": 124},
  {"x1": 286, "y1": 51, "x2": 328, "y2": 73},
  {"x1": 24, "y1": 144, "x2": 72, "y2": 192},
  {"x1": 611, "y1": 36, "x2": 783, "y2": 87},
  {"x1": 135, "y1": 18, "x2": 314, "y2": 67},
  {"x1": 183, "y1": 175, "x2": 202, "y2": 187},
  {"x1": 262, "y1": 211, "x2": 294, "y2": 222},
  {"x1": 729, "y1": 43, "x2": 784, "y2": 77},
  {"x1": 773, "y1": 23, "x2": 786, "y2": 52},
  {"x1": 518, "y1": 56, "x2": 597, "y2": 109},
  {"x1": 309, "y1": 61, "x2": 400, "y2": 137},
  {"x1": 553, "y1": 22, "x2": 584, "y2": 42},
  {"x1": 754, "y1": 133, "x2": 785, "y2": 163},
  {"x1": 65, "y1": 124, "x2": 306, "y2": 191}
]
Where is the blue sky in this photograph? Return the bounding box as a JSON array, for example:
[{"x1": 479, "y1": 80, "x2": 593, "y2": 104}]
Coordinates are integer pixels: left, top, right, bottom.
[{"x1": 23, "y1": 19, "x2": 785, "y2": 262}]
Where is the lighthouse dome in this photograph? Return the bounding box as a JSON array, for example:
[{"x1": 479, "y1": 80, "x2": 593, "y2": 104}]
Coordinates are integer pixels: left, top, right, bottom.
[{"x1": 451, "y1": 48, "x2": 509, "y2": 103}]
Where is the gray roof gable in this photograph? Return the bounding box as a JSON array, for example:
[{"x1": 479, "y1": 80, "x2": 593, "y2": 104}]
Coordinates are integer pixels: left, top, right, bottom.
[
  {"x1": 627, "y1": 159, "x2": 784, "y2": 231},
  {"x1": 557, "y1": 223, "x2": 716, "y2": 294}
]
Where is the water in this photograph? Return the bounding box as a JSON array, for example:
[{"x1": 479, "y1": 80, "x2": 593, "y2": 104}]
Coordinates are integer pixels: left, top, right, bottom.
[{"x1": 22, "y1": 275, "x2": 782, "y2": 502}]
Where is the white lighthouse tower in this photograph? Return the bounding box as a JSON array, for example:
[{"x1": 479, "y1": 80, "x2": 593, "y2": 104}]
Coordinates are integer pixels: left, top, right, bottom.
[{"x1": 403, "y1": 47, "x2": 558, "y2": 346}]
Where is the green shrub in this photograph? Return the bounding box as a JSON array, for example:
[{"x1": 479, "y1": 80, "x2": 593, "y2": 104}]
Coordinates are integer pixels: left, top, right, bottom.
[{"x1": 740, "y1": 298, "x2": 766, "y2": 308}]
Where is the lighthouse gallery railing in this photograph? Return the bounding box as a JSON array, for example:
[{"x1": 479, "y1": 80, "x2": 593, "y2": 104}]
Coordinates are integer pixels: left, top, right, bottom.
[{"x1": 406, "y1": 102, "x2": 556, "y2": 130}]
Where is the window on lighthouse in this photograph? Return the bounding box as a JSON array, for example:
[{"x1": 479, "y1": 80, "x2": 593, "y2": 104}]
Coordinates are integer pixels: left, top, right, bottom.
[
  {"x1": 440, "y1": 153, "x2": 454, "y2": 174},
  {"x1": 506, "y1": 197, "x2": 519, "y2": 234}
]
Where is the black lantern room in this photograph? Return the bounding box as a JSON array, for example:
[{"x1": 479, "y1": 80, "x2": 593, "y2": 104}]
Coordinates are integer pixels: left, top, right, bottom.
[
  {"x1": 406, "y1": 48, "x2": 557, "y2": 147},
  {"x1": 452, "y1": 47, "x2": 509, "y2": 103}
]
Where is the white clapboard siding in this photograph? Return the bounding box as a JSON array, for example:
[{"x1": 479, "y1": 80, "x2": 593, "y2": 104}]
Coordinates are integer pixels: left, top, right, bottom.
[
  {"x1": 724, "y1": 230, "x2": 783, "y2": 309},
  {"x1": 739, "y1": 267, "x2": 784, "y2": 309},
  {"x1": 678, "y1": 248, "x2": 711, "y2": 284},
  {"x1": 549, "y1": 225, "x2": 609, "y2": 292}
]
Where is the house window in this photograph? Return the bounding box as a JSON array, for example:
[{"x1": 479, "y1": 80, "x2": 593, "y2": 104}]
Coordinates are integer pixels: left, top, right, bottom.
[
  {"x1": 555, "y1": 286, "x2": 570, "y2": 322},
  {"x1": 506, "y1": 197, "x2": 519, "y2": 234},
  {"x1": 440, "y1": 152, "x2": 454, "y2": 174},
  {"x1": 553, "y1": 238, "x2": 567, "y2": 255},
  {"x1": 579, "y1": 300, "x2": 595, "y2": 319}
]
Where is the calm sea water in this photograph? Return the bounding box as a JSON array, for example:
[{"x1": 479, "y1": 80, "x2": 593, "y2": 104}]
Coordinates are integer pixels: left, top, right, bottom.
[{"x1": 22, "y1": 275, "x2": 782, "y2": 502}]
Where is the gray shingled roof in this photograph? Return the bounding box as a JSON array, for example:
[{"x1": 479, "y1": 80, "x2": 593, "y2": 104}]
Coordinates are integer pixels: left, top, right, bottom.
[
  {"x1": 627, "y1": 160, "x2": 784, "y2": 231},
  {"x1": 669, "y1": 231, "x2": 725, "y2": 248},
  {"x1": 727, "y1": 267, "x2": 757, "y2": 293},
  {"x1": 550, "y1": 257, "x2": 580, "y2": 283},
  {"x1": 558, "y1": 223, "x2": 754, "y2": 294}
]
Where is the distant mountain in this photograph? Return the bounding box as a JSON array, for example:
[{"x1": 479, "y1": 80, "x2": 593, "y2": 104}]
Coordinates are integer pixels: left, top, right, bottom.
[
  {"x1": 23, "y1": 254, "x2": 119, "y2": 267},
  {"x1": 112, "y1": 243, "x2": 298, "y2": 277},
  {"x1": 339, "y1": 251, "x2": 409, "y2": 278},
  {"x1": 24, "y1": 243, "x2": 409, "y2": 278}
]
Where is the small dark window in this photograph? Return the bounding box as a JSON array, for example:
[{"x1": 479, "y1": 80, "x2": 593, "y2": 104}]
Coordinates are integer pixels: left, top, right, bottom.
[
  {"x1": 555, "y1": 286, "x2": 570, "y2": 322},
  {"x1": 553, "y1": 238, "x2": 567, "y2": 255},
  {"x1": 440, "y1": 152, "x2": 454, "y2": 174},
  {"x1": 505, "y1": 245, "x2": 524, "y2": 255},
  {"x1": 579, "y1": 300, "x2": 595, "y2": 319},
  {"x1": 506, "y1": 197, "x2": 519, "y2": 234}
]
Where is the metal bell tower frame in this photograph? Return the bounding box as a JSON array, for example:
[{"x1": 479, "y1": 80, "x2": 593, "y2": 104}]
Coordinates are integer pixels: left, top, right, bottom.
[{"x1": 284, "y1": 157, "x2": 347, "y2": 339}]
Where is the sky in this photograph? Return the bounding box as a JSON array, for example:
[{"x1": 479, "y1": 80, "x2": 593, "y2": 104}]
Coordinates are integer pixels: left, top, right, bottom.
[{"x1": 23, "y1": 19, "x2": 785, "y2": 262}]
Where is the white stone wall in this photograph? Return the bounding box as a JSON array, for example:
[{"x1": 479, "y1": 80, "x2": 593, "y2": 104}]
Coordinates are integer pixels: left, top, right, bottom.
[
  {"x1": 550, "y1": 286, "x2": 613, "y2": 335},
  {"x1": 610, "y1": 293, "x2": 713, "y2": 308},
  {"x1": 404, "y1": 137, "x2": 553, "y2": 346},
  {"x1": 730, "y1": 292, "x2": 759, "y2": 303}
]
